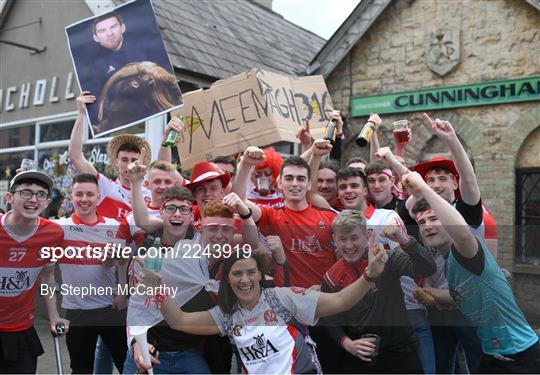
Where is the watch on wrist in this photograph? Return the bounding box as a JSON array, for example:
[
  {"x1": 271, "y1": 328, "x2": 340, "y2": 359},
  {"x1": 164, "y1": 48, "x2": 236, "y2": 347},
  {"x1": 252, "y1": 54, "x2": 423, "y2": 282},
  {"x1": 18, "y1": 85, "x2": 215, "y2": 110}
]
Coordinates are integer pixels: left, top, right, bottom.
[
  {"x1": 363, "y1": 268, "x2": 378, "y2": 283},
  {"x1": 239, "y1": 207, "x2": 253, "y2": 220}
]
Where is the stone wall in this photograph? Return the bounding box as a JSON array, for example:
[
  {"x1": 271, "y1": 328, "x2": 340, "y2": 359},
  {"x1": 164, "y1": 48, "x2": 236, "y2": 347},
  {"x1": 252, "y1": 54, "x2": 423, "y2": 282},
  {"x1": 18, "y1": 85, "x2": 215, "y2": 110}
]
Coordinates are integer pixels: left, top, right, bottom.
[{"x1": 325, "y1": 0, "x2": 540, "y2": 321}]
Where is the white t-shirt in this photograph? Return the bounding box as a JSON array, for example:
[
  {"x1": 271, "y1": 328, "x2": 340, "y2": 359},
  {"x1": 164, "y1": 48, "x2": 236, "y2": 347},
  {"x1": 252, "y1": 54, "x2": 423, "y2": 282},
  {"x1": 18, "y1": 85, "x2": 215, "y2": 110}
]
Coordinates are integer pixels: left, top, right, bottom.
[
  {"x1": 209, "y1": 287, "x2": 321, "y2": 374},
  {"x1": 55, "y1": 214, "x2": 120, "y2": 309}
]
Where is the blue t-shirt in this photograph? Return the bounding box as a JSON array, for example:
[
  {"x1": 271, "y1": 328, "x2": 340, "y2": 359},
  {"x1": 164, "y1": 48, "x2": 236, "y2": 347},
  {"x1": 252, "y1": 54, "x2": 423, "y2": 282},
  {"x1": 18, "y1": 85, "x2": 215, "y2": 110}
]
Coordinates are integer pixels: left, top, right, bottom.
[{"x1": 445, "y1": 241, "x2": 538, "y2": 355}]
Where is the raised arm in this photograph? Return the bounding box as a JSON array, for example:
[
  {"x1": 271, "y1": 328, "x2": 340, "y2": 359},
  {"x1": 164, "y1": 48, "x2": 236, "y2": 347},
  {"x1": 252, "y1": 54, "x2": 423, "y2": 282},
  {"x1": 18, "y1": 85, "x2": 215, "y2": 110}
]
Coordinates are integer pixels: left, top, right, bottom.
[
  {"x1": 222, "y1": 192, "x2": 259, "y2": 249},
  {"x1": 402, "y1": 171, "x2": 478, "y2": 258},
  {"x1": 231, "y1": 146, "x2": 265, "y2": 222},
  {"x1": 307, "y1": 139, "x2": 334, "y2": 210},
  {"x1": 374, "y1": 146, "x2": 410, "y2": 176},
  {"x1": 157, "y1": 116, "x2": 186, "y2": 163},
  {"x1": 140, "y1": 269, "x2": 220, "y2": 335},
  {"x1": 316, "y1": 238, "x2": 388, "y2": 318},
  {"x1": 422, "y1": 114, "x2": 480, "y2": 205},
  {"x1": 367, "y1": 114, "x2": 383, "y2": 162},
  {"x1": 68, "y1": 92, "x2": 98, "y2": 175},
  {"x1": 127, "y1": 148, "x2": 164, "y2": 232},
  {"x1": 296, "y1": 120, "x2": 313, "y2": 155}
]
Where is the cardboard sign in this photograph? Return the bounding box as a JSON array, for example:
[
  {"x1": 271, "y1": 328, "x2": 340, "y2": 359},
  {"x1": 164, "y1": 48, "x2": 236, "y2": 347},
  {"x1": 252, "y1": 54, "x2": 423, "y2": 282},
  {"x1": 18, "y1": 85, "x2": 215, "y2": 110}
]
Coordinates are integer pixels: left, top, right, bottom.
[{"x1": 172, "y1": 69, "x2": 333, "y2": 168}]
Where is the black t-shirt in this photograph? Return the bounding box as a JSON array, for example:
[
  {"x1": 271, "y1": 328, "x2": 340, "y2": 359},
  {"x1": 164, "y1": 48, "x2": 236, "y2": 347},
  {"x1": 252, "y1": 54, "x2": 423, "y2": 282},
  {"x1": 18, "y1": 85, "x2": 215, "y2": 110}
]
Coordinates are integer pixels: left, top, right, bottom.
[{"x1": 147, "y1": 288, "x2": 215, "y2": 352}]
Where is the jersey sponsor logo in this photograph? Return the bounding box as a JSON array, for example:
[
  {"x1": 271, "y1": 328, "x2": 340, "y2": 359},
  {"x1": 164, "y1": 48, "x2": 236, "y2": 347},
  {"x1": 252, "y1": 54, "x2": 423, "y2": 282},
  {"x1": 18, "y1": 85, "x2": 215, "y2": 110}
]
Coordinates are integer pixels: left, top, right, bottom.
[
  {"x1": 318, "y1": 220, "x2": 326, "y2": 229},
  {"x1": 238, "y1": 333, "x2": 279, "y2": 362},
  {"x1": 491, "y1": 338, "x2": 501, "y2": 348},
  {"x1": 290, "y1": 235, "x2": 323, "y2": 253},
  {"x1": 0, "y1": 270, "x2": 30, "y2": 293},
  {"x1": 106, "y1": 230, "x2": 115, "y2": 238},
  {"x1": 263, "y1": 309, "x2": 278, "y2": 326},
  {"x1": 69, "y1": 226, "x2": 83, "y2": 233},
  {"x1": 291, "y1": 286, "x2": 307, "y2": 295}
]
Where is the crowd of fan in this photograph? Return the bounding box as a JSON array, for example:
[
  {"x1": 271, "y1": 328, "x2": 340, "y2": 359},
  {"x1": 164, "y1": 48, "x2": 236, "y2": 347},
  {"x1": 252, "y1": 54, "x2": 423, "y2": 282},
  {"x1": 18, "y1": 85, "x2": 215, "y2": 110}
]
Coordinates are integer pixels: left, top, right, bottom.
[{"x1": 1, "y1": 92, "x2": 539, "y2": 374}]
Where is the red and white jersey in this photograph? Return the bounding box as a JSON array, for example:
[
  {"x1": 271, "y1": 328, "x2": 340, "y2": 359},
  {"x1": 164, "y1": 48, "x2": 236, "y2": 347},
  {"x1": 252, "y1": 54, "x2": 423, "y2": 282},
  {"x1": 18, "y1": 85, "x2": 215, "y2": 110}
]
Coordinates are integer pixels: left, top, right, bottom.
[
  {"x1": 117, "y1": 204, "x2": 161, "y2": 250},
  {"x1": 482, "y1": 203, "x2": 497, "y2": 240},
  {"x1": 0, "y1": 213, "x2": 63, "y2": 332},
  {"x1": 257, "y1": 204, "x2": 336, "y2": 288},
  {"x1": 96, "y1": 173, "x2": 151, "y2": 221},
  {"x1": 55, "y1": 214, "x2": 120, "y2": 310},
  {"x1": 246, "y1": 189, "x2": 285, "y2": 209},
  {"x1": 209, "y1": 287, "x2": 320, "y2": 374}
]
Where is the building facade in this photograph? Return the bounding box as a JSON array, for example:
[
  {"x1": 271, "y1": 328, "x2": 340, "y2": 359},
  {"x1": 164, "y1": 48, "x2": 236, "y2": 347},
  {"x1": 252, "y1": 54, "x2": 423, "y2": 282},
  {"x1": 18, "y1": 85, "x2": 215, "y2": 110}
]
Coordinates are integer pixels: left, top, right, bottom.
[
  {"x1": 308, "y1": 0, "x2": 540, "y2": 321},
  {"x1": 0, "y1": 0, "x2": 324, "y2": 216}
]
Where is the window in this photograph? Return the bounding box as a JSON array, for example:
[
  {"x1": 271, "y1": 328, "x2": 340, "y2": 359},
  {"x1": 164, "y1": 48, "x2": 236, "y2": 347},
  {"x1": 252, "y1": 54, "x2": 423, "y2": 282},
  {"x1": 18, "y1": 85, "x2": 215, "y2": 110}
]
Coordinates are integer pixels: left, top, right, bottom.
[
  {"x1": 515, "y1": 168, "x2": 540, "y2": 265},
  {"x1": 0, "y1": 125, "x2": 35, "y2": 148},
  {"x1": 40, "y1": 121, "x2": 74, "y2": 143}
]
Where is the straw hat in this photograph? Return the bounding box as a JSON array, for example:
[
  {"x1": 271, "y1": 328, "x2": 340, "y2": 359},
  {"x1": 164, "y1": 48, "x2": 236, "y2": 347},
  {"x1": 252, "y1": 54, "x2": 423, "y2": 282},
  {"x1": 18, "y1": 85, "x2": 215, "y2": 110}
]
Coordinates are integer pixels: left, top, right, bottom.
[{"x1": 107, "y1": 134, "x2": 151, "y2": 166}]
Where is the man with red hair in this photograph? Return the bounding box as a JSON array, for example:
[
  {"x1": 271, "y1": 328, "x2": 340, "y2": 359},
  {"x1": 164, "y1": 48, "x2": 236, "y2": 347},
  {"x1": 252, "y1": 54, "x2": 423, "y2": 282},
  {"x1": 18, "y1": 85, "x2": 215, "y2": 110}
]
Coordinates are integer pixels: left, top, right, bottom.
[{"x1": 245, "y1": 147, "x2": 285, "y2": 209}]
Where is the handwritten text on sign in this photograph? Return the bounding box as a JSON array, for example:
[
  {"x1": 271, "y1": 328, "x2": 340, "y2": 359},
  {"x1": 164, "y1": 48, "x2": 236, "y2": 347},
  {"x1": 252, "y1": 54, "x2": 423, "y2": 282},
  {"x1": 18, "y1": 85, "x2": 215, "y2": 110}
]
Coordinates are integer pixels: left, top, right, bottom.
[{"x1": 172, "y1": 69, "x2": 334, "y2": 168}]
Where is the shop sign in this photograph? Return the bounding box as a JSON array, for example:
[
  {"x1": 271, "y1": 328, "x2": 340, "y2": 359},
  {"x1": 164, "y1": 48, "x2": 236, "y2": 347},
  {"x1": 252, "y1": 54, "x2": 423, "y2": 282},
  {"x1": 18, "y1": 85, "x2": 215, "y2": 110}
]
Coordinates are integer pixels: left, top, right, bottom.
[
  {"x1": 351, "y1": 76, "x2": 540, "y2": 117},
  {"x1": 0, "y1": 72, "x2": 76, "y2": 113}
]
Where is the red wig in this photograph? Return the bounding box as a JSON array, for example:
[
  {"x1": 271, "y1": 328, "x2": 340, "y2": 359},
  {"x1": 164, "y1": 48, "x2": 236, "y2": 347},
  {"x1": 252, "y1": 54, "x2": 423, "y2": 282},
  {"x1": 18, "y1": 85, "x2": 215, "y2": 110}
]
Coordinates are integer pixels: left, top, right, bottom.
[{"x1": 255, "y1": 147, "x2": 283, "y2": 180}]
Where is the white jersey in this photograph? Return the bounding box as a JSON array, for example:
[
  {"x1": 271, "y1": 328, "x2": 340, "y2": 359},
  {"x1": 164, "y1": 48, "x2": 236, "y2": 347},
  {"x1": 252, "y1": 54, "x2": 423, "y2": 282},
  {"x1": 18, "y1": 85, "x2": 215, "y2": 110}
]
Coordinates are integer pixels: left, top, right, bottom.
[
  {"x1": 96, "y1": 173, "x2": 151, "y2": 221},
  {"x1": 364, "y1": 205, "x2": 425, "y2": 311},
  {"x1": 210, "y1": 287, "x2": 321, "y2": 374},
  {"x1": 55, "y1": 214, "x2": 121, "y2": 310}
]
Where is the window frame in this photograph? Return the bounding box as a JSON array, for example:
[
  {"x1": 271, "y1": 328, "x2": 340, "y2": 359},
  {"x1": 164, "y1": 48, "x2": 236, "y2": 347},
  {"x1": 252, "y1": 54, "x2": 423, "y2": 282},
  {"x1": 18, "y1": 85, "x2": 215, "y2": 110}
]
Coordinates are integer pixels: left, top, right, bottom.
[{"x1": 515, "y1": 167, "x2": 540, "y2": 265}]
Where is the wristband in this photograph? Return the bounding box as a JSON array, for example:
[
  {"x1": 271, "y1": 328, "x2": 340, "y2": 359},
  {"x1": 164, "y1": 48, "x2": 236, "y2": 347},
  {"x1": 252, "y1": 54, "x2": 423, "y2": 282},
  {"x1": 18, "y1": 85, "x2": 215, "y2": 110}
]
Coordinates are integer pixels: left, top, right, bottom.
[
  {"x1": 239, "y1": 207, "x2": 253, "y2": 220},
  {"x1": 363, "y1": 268, "x2": 378, "y2": 283}
]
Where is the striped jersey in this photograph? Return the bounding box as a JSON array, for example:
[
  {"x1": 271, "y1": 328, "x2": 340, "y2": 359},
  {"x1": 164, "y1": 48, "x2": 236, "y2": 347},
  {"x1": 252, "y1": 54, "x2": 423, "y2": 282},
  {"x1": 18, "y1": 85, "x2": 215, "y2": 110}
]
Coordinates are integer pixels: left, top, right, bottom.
[
  {"x1": 0, "y1": 213, "x2": 63, "y2": 331},
  {"x1": 55, "y1": 213, "x2": 120, "y2": 309}
]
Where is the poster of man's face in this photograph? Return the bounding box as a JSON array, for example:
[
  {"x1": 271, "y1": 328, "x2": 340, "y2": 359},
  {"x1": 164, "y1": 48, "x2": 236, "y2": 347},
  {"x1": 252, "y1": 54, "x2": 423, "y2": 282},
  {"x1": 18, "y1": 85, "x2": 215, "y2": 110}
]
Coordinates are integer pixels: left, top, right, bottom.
[{"x1": 66, "y1": 0, "x2": 183, "y2": 138}]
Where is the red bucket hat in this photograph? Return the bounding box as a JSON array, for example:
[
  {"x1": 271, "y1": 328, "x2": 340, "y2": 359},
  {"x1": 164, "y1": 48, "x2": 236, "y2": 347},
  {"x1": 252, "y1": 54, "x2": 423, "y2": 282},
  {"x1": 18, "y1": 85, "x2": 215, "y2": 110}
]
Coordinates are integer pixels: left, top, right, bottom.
[
  {"x1": 412, "y1": 156, "x2": 460, "y2": 197},
  {"x1": 185, "y1": 162, "x2": 231, "y2": 191}
]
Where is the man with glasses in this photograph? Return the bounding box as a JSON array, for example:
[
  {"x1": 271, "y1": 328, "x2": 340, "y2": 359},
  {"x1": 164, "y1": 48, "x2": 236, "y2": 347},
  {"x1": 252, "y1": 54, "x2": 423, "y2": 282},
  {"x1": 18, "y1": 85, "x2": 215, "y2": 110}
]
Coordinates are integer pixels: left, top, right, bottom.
[{"x1": 0, "y1": 170, "x2": 69, "y2": 373}]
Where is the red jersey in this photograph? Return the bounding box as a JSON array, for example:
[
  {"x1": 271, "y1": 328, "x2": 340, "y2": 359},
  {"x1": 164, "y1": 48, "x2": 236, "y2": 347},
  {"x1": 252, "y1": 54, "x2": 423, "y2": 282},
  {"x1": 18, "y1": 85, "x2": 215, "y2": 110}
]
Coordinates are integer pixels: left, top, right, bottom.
[
  {"x1": 96, "y1": 173, "x2": 151, "y2": 221},
  {"x1": 0, "y1": 214, "x2": 64, "y2": 332},
  {"x1": 117, "y1": 204, "x2": 161, "y2": 249},
  {"x1": 257, "y1": 204, "x2": 336, "y2": 288},
  {"x1": 482, "y1": 203, "x2": 497, "y2": 240},
  {"x1": 246, "y1": 189, "x2": 285, "y2": 209}
]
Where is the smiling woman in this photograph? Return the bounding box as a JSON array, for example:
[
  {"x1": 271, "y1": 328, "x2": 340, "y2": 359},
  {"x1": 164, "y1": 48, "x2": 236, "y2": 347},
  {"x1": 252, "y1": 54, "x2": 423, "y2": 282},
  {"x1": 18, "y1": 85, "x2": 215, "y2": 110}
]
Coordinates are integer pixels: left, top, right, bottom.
[{"x1": 140, "y1": 244, "x2": 389, "y2": 374}]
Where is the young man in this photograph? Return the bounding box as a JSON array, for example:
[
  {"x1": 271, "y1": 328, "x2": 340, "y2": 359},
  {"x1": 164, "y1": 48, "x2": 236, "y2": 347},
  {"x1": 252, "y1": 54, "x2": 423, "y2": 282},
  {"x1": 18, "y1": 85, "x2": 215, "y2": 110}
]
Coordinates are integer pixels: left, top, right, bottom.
[
  {"x1": 406, "y1": 171, "x2": 540, "y2": 373},
  {"x1": 55, "y1": 174, "x2": 127, "y2": 373},
  {"x1": 0, "y1": 170, "x2": 69, "y2": 373},
  {"x1": 317, "y1": 159, "x2": 341, "y2": 210},
  {"x1": 235, "y1": 146, "x2": 336, "y2": 289},
  {"x1": 117, "y1": 160, "x2": 178, "y2": 250},
  {"x1": 68, "y1": 92, "x2": 152, "y2": 221},
  {"x1": 321, "y1": 209, "x2": 435, "y2": 373}
]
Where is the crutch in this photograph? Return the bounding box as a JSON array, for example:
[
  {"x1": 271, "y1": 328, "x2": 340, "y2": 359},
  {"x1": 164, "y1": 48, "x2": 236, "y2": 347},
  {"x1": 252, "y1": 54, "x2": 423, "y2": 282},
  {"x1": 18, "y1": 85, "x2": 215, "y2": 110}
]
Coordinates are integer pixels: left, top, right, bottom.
[{"x1": 51, "y1": 323, "x2": 65, "y2": 375}]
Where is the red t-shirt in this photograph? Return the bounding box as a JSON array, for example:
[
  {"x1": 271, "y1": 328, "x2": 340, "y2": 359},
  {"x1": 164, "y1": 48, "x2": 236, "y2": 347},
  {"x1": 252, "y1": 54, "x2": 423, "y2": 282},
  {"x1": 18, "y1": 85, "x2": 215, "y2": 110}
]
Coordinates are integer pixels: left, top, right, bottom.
[
  {"x1": 0, "y1": 214, "x2": 64, "y2": 331},
  {"x1": 482, "y1": 203, "x2": 497, "y2": 240},
  {"x1": 257, "y1": 204, "x2": 336, "y2": 288}
]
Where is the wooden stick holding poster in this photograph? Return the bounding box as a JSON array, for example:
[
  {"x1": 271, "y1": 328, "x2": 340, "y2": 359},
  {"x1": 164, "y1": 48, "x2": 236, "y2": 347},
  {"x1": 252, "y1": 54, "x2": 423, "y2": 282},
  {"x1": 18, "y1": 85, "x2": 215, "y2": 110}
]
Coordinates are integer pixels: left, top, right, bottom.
[
  {"x1": 65, "y1": 0, "x2": 183, "y2": 138},
  {"x1": 172, "y1": 69, "x2": 334, "y2": 169}
]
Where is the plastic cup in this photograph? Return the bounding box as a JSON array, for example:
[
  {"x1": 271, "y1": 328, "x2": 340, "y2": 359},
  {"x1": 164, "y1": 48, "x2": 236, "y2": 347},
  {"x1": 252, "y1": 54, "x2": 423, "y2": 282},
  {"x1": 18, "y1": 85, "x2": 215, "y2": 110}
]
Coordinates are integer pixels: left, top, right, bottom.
[
  {"x1": 392, "y1": 120, "x2": 409, "y2": 145},
  {"x1": 256, "y1": 176, "x2": 271, "y2": 196},
  {"x1": 361, "y1": 333, "x2": 381, "y2": 366},
  {"x1": 20, "y1": 159, "x2": 38, "y2": 171}
]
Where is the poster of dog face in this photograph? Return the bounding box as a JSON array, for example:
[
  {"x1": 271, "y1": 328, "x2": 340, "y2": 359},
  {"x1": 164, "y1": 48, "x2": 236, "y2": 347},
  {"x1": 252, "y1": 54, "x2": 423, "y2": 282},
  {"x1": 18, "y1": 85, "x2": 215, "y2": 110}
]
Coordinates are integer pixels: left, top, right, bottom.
[{"x1": 66, "y1": 0, "x2": 182, "y2": 137}]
